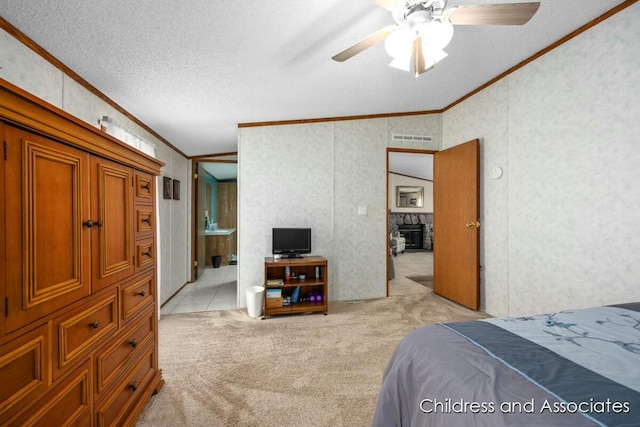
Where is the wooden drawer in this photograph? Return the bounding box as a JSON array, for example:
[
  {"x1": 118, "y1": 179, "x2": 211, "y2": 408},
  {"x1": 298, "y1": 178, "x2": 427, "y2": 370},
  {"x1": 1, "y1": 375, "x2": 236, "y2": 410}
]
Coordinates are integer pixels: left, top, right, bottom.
[
  {"x1": 135, "y1": 238, "x2": 154, "y2": 271},
  {"x1": 95, "y1": 345, "x2": 155, "y2": 427},
  {"x1": 120, "y1": 274, "x2": 154, "y2": 323},
  {"x1": 0, "y1": 323, "x2": 51, "y2": 424},
  {"x1": 134, "y1": 172, "x2": 154, "y2": 204},
  {"x1": 6, "y1": 359, "x2": 91, "y2": 427},
  {"x1": 54, "y1": 291, "x2": 118, "y2": 379},
  {"x1": 95, "y1": 307, "x2": 154, "y2": 396},
  {"x1": 135, "y1": 207, "x2": 154, "y2": 236}
]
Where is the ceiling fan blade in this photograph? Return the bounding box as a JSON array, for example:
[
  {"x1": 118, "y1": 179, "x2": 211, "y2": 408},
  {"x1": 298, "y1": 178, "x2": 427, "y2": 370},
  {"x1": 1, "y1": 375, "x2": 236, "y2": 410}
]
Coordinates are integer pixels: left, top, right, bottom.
[
  {"x1": 331, "y1": 26, "x2": 395, "y2": 62},
  {"x1": 445, "y1": 2, "x2": 540, "y2": 25},
  {"x1": 413, "y1": 37, "x2": 433, "y2": 77}
]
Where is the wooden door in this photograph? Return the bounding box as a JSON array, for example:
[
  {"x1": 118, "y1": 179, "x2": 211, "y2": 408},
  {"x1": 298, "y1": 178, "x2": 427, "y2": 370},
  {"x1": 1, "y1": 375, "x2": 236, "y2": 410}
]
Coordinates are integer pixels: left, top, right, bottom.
[
  {"x1": 433, "y1": 139, "x2": 480, "y2": 310},
  {"x1": 91, "y1": 156, "x2": 134, "y2": 291},
  {"x1": 4, "y1": 126, "x2": 92, "y2": 333},
  {"x1": 194, "y1": 163, "x2": 206, "y2": 280},
  {"x1": 217, "y1": 182, "x2": 237, "y2": 228},
  {"x1": 217, "y1": 182, "x2": 237, "y2": 253},
  {"x1": 0, "y1": 125, "x2": 5, "y2": 334}
]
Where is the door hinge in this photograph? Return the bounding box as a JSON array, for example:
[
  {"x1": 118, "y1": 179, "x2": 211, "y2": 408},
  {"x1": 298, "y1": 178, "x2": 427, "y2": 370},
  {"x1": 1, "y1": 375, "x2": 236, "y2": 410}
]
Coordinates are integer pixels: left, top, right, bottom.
[
  {"x1": 194, "y1": 260, "x2": 198, "y2": 267},
  {"x1": 3, "y1": 141, "x2": 7, "y2": 160},
  {"x1": 5, "y1": 298, "x2": 8, "y2": 317},
  {"x1": 194, "y1": 173, "x2": 198, "y2": 179}
]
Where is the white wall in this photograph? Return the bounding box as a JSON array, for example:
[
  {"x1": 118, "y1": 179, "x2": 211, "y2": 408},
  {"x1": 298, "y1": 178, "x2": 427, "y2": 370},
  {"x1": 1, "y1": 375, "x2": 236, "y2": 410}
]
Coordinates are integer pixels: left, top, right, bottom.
[
  {"x1": 0, "y1": 27, "x2": 192, "y2": 305},
  {"x1": 443, "y1": 2, "x2": 640, "y2": 316},
  {"x1": 238, "y1": 115, "x2": 441, "y2": 307}
]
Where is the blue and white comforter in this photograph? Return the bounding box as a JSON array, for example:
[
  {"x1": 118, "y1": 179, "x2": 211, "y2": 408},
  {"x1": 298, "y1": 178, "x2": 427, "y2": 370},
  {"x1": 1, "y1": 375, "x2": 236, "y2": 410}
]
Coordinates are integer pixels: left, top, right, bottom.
[{"x1": 373, "y1": 302, "x2": 640, "y2": 427}]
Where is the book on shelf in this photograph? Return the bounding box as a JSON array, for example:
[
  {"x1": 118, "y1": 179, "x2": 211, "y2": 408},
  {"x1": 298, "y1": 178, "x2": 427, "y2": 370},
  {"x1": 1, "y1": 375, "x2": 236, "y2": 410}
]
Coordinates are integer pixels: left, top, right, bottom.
[{"x1": 266, "y1": 278, "x2": 284, "y2": 286}]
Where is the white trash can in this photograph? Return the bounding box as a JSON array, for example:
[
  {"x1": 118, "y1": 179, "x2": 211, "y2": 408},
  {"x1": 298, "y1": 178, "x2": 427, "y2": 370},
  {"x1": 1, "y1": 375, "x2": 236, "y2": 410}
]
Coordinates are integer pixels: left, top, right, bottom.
[{"x1": 245, "y1": 286, "x2": 264, "y2": 318}]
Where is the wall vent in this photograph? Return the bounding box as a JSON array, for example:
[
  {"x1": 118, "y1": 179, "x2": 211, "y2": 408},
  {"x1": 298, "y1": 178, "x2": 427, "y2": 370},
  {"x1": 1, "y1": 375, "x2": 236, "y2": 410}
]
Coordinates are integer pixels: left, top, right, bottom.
[{"x1": 391, "y1": 134, "x2": 433, "y2": 143}]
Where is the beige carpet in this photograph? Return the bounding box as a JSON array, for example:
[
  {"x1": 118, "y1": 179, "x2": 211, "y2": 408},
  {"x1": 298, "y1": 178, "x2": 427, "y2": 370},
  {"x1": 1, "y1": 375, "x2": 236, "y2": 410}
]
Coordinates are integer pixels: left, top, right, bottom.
[
  {"x1": 136, "y1": 281, "x2": 487, "y2": 427},
  {"x1": 406, "y1": 275, "x2": 434, "y2": 289}
]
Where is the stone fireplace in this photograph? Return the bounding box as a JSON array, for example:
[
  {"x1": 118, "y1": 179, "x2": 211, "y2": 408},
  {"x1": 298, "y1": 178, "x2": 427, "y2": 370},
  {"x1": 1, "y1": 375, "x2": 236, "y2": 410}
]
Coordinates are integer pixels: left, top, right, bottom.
[
  {"x1": 397, "y1": 224, "x2": 424, "y2": 249},
  {"x1": 389, "y1": 212, "x2": 433, "y2": 250}
]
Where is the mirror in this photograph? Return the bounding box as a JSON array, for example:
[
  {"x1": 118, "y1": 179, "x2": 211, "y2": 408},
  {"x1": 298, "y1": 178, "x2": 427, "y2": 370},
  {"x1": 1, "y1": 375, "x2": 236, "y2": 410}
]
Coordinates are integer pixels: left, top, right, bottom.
[{"x1": 396, "y1": 186, "x2": 424, "y2": 208}]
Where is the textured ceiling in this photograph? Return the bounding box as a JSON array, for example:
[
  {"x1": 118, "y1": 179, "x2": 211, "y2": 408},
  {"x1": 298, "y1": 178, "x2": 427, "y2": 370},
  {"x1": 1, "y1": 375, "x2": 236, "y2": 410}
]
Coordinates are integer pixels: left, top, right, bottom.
[{"x1": 0, "y1": 0, "x2": 627, "y2": 156}]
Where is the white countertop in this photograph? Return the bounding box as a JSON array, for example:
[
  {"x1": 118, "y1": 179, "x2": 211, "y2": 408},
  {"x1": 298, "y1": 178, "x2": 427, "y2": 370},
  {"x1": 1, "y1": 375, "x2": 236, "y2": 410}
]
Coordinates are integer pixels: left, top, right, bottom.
[{"x1": 205, "y1": 228, "x2": 236, "y2": 236}]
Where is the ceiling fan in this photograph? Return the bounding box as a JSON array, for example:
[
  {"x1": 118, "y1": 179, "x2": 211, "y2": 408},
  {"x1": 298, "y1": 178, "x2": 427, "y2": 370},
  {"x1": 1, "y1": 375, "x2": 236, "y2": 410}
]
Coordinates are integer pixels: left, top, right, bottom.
[{"x1": 332, "y1": 0, "x2": 540, "y2": 77}]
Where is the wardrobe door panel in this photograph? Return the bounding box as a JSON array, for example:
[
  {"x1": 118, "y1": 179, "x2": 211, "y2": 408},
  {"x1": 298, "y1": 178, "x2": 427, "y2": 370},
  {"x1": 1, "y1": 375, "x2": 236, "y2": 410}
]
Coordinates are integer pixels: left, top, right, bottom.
[
  {"x1": 0, "y1": 124, "x2": 5, "y2": 335},
  {"x1": 5, "y1": 127, "x2": 92, "y2": 333},
  {"x1": 91, "y1": 157, "x2": 134, "y2": 291}
]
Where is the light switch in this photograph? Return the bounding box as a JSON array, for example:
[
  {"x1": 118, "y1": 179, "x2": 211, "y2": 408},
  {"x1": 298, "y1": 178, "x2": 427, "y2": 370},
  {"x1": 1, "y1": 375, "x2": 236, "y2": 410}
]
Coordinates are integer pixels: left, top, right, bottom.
[{"x1": 358, "y1": 206, "x2": 367, "y2": 215}]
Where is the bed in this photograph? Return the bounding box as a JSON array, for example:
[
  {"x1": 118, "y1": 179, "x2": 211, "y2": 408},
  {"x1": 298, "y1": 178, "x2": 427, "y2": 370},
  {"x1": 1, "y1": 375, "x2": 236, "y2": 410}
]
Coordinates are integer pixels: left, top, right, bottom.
[{"x1": 372, "y1": 302, "x2": 640, "y2": 427}]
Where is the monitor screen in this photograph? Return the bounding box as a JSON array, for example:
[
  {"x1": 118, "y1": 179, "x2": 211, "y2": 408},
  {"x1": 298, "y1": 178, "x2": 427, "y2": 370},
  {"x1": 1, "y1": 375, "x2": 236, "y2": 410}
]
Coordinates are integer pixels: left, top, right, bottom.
[{"x1": 272, "y1": 228, "x2": 311, "y2": 258}]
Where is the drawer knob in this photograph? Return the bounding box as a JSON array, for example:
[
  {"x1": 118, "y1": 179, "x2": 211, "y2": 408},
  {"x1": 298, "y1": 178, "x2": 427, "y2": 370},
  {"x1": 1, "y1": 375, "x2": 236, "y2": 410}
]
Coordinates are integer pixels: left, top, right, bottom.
[
  {"x1": 90, "y1": 320, "x2": 101, "y2": 329},
  {"x1": 136, "y1": 291, "x2": 146, "y2": 297},
  {"x1": 142, "y1": 217, "x2": 151, "y2": 224},
  {"x1": 141, "y1": 182, "x2": 150, "y2": 190},
  {"x1": 129, "y1": 381, "x2": 139, "y2": 392},
  {"x1": 142, "y1": 250, "x2": 152, "y2": 258},
  {"x1": 129, "y1": 338, "x2": 138, "y2": 348},
  {"x1": 83, "y1": 220, "x2": 94, "y2": 228}
]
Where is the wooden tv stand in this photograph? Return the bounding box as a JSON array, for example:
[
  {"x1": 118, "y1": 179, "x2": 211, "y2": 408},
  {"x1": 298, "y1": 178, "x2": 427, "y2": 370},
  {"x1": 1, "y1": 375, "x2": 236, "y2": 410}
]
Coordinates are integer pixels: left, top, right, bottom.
[{"x1": 263, "y1": 256, "x2": 328, "y2": 318}]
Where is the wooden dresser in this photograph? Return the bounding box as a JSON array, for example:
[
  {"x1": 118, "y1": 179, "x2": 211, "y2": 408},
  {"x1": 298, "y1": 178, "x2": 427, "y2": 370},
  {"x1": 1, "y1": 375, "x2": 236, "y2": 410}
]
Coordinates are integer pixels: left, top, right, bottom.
[{"x1": 0, "y1": 79, "x2": 164, "y2": 426}]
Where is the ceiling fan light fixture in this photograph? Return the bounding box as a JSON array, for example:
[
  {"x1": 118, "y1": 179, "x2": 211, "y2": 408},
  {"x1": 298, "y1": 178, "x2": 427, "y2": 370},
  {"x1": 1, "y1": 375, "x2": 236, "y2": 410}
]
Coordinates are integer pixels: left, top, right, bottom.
[
  {"x1": 385, "y1": 20, "x2": 452, "y2": 74},
  {"x1": 422, "y1": 48, "x2": 448, "y2": 67},
  {"x1": 419, "y1": 20, "x2": 454, "y2": 51},
  {"x1": 389, "y1": 55, "x2": 412, "y2": 72},
  {"x1": 332, "y1": 1, "x2": 541, "y2": 76},
  {"x1": 384, "y1": 26, "x2": 414, "y2": 60}
]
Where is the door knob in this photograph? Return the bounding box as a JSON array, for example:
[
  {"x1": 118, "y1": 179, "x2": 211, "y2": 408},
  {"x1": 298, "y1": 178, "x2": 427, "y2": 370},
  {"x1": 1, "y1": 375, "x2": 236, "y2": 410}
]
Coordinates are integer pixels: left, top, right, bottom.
[{"x1": 465, "y1": 221, "x2": 481, "y2": 228}]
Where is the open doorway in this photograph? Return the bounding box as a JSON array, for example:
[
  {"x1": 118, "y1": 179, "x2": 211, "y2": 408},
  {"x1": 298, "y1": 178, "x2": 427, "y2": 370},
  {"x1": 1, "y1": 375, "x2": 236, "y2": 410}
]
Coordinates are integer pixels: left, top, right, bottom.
[
  {"x1": 387, "y1": 149, "x2": 437, "y2": 297},
  {"x1": 194, "y1": 161, "x2": 238, "y2": 278},
  {"x1": 161, "y1": 154, "x2": 238, "y2": 315}
]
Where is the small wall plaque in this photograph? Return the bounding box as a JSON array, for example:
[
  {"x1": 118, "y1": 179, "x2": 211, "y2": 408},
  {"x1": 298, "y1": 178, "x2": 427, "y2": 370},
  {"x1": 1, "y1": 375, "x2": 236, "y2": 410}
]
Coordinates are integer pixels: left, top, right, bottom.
[
  {"x1": 162, "y1": 176, "x2": 172, "y2": 199},
  {"x1": 172, "y1": 179, "x2": 180, "y2": 200}
]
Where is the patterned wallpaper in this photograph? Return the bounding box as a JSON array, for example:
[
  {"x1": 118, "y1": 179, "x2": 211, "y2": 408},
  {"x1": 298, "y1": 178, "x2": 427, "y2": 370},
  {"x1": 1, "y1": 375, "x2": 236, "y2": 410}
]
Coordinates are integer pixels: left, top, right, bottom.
[
  {"x1": 5, "y1": 2, "x2": 638, "y2": 315},
  {"x1": 239, "y1": 115, "x2": 440, "y2": 307},
  {"x1": 0, "y1": 27, "x2": 192, "y2": 306},
  {"x1": 333, "y1": 119, "x2": 387, "y2": 301},
  {"x1": 443, "y1": 80, "x2": 510, "y2": 317},
  {"x1": 444, "y1": 3, "x2": 640, "y2": 316},
  {"x1": 238, "y1": 123, "x2": 334, "y2": 307}
]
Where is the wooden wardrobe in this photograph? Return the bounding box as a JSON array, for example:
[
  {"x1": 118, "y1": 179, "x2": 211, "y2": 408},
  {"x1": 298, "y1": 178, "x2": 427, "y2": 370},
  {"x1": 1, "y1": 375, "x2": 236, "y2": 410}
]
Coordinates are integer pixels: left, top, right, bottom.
[{"x1": 0, "y1": 79, "x2": 164, "y2": 426}]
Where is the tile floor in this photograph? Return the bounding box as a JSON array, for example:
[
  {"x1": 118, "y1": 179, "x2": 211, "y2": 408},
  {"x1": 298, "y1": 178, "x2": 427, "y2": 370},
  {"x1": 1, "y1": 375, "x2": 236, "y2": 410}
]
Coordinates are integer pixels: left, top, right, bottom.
[{"x1": 160, "y1": 264, "x2": 238, "y2": 315}]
